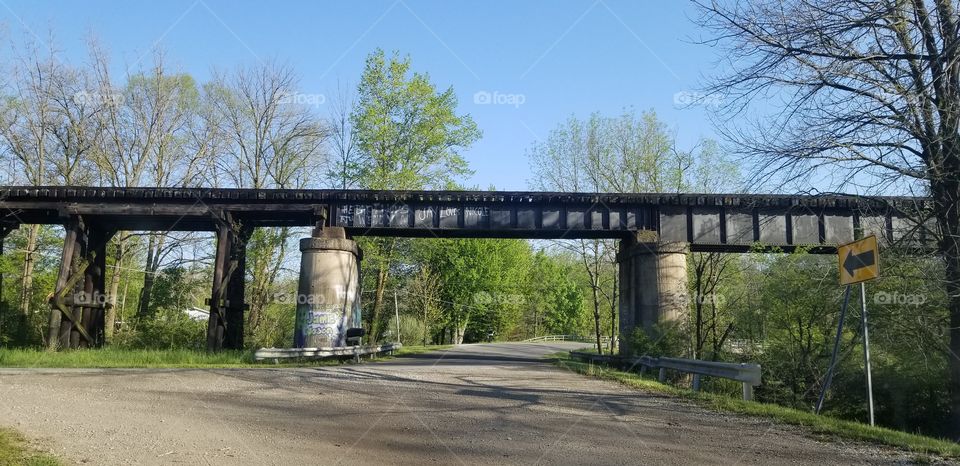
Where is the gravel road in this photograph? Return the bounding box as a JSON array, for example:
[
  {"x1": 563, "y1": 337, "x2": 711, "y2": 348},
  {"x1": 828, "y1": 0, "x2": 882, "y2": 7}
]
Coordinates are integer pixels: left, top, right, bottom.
[{"x1": 0, "y1": 343, "x2": 923, "y2": 465}]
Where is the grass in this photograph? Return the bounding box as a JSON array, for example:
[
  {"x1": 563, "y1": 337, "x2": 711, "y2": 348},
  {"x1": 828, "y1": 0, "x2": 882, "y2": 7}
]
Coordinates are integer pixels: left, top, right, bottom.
[
  {"x1": 392, "y1": 344, "x2": 454, "y2": 356},
  {"x1": 0, "y1": 428, "x2": 60, "y2": 466},
  {"x1": 549, "y1": 352, "x2": 960, "y2": 460},
  {"x1": 0, "y1": 345, "x2": 454, "y2": 368}
]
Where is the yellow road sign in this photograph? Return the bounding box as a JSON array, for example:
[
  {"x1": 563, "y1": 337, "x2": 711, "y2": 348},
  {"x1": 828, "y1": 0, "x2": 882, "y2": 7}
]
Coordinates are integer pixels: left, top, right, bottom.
[{"x1": 838, "y1": 235, "x2": 879, "y2": 285}]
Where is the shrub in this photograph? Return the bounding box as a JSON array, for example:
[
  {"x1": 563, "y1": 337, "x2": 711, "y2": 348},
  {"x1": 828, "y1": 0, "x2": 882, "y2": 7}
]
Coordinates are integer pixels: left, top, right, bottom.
[
  {"x1": 116, "y1": 308, "x2": 206, "y2": 350},
  {"x1": 627, "y1": 322, "x2": 687, "y2": 357}
]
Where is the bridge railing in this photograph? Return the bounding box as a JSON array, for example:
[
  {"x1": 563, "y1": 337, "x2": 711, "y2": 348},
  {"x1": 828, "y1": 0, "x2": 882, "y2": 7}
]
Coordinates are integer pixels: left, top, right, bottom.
[{"x1": 569, "y1": 351, "x2": 761, "y2": 401}]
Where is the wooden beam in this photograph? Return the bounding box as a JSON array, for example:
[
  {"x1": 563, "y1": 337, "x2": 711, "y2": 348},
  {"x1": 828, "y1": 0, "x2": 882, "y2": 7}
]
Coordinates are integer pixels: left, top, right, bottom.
[
  {"x1": 47, "y1": 217, "x2": 80, "y2": 350},
  {"x1": 63, "y1": 222, "x2": 88, "y2": 349},
  {"x1": 224, "y1": 226, "x2": 252, "y2": 350},
  {"x1": 46, "y1": 218, "x2": 116, "y2": 350},
  {"x1": 207, "y1": 212, "x2": 233, "y2": 351}
]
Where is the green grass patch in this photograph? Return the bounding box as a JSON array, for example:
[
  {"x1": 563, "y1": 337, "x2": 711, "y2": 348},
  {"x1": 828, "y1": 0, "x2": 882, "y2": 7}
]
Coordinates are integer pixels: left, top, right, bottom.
[
  {"x1": 0, "y1": 345, "x2": 457, "y2": 368},
  {"x1": 391, "y1": 345, "x2": 454, "y2": 357},
  {"x1": 549, "y1": 352, "x2": 960, "y2": 459},
  {"x1": 0, "y1": 428, "x2": 60, "y2": 466},
  {"x1": 0, "y1": 348, "x2": 352, "y2": 368}
]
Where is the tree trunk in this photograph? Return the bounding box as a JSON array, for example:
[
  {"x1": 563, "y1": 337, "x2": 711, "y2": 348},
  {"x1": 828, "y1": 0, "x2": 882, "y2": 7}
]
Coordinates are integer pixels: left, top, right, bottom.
[
  {"x1": 19, "y1": 224, "x2": 40, "y2": 316},
  {"x1": 367, "y1": 238, "x2": 396, "y2": 343},
  {"x1": 590, "y1": 283, "x2": 603, "y2": 355},
  {"x1": 136, "y1": 234, "x2": 157, "y2": 318},
  {"x1": 104, "y1": 234, "x2": 124, "y2": 342},
  {"x1": 610, "y1": 271, "x2": 618, "y2": 353},
  {"x1": 454, "y1": 319, "x2": 467, "y2": 345},
  {"x1": 369, "y1": 263, "x2": 388, "y2": 342},
  {"x1": 936, "y1": 176, "x2": 960, "y2": 439}
]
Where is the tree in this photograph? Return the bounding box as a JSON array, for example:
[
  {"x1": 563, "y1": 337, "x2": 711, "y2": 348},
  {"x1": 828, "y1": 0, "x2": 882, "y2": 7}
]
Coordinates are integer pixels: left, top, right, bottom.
[
  {"x1": 207, "y1": 62, "x2": 328, "y2": 337},
  {"x1": 350, "y1": 49, "x2": 480, "y2": 342},
  {"x1": 527, "y1": 110, "x2": 693, "y2": 353},
  {"x1": 0, "y1": 36, "x2": 107, "y2": 335},
  {"x1": 418, "y1": 238, "x2": 531, "y2": 344},
  {"x1": 696, "y1": 0, "x2": 960, "y2": 437},
  {"x1": 405, "y1": 267, "x2": 442, "y2": 345},
  {"x1": 87, "y1": 47, "x2": 213, "y2": 335}
]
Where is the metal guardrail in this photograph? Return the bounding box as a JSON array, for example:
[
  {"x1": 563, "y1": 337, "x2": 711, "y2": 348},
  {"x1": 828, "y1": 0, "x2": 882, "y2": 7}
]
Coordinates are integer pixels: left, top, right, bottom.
[
  {"x1": 524, "y1": 335, "x2": 613, "y2": 344},
  {"x1": 569, "y1": 351, "x2": 761, "y2": 401},
  {"x1": 254, "y1": 343, "x2": 402, "y2": 362}
]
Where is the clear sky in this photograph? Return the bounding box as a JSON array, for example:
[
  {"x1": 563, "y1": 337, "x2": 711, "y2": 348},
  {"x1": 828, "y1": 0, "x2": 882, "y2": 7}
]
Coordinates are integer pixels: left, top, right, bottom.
[{"x1": 1, "y1": 0, "x2": 721, "y2": 191}]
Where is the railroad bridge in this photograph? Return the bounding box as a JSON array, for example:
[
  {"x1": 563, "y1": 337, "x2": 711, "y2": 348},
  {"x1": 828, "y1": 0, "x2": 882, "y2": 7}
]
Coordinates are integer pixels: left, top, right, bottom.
[{"x1": 0, "y1": 187, "x2": 934, "y2": 353}]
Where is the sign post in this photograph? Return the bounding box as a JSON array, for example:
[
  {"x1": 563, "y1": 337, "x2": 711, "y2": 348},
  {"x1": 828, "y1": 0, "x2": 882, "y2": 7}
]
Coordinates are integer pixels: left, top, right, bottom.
[
  {"x1": 837, "y1": 235, "x2": 880, "y2": 426},
  {"x1": 859, "y1": 281, "x2": 875, "y2": 426},
  {"x1": 815, "y1": 285, "x2": 852, "y2": 415}
]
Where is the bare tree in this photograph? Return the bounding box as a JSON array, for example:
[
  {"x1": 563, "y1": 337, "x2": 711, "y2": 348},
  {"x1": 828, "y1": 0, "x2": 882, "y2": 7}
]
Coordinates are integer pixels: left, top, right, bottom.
[
  {"x1": 0, "y1": 40, "x2": 84, "y2": 319},
  {"x1": 88, "y1": 46, "x2": 213, "y2": 331},
  {"x1": 695, "y1": 0, "x2": 960, "y2": 436},
  {"x1": 207, "y1": 62, "x2": 327, "y2": 336},
  {"x1": 527, "y1": 110, "x2": 691, "y2": 354},
  {"x1": 326, "y1": 82, "x2": 360, "y2": 189}
]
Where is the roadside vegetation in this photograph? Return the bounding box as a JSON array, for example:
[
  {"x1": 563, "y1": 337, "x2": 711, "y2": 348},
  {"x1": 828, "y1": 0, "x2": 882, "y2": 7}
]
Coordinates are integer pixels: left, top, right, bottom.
[
  {"x1": 551, "y1": 352, "x2": 960, "y2": 460},
  {"x1": 0, "y1": 428, "x2": 59, "y2": 466},
  {"x1": 0, "y1": 345, "x2": 451, "y2": 368},
  {"x1": 550, "y1": 352, "x2": 960, "y2": 463}
]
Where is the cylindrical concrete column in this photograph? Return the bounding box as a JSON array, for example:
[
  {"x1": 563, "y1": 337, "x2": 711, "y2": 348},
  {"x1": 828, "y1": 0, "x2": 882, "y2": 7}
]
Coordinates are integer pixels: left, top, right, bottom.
[
  {"x1": 617, "y1": 240, "x2": 689, "y2": 356},
  {"x1": 295, "y1": 228, "x2": 362, "y2": 348}
]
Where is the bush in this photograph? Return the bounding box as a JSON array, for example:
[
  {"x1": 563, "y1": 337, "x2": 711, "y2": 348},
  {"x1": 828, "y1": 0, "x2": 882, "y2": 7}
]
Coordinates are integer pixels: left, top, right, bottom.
[
  {"x1": 249, "y1": 303, "x2": 296, "y2": 349},
  {"x1": 115, "y1": 308, "x2": 206, "y2": 350},
  {"x1": 386, "y1": 314, "x2": 429, "y2": 345},
  {"x1": 627, "y1": 322, "x2": 687, "y2": 357}
]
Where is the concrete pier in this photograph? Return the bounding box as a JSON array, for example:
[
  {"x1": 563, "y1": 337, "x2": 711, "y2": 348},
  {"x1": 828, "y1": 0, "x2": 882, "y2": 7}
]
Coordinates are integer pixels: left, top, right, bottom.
[
  {"x1": 295, "y1": 227, "x2": 362, "y2": 348},
  {"x1": 617, "y1": 237, "x2": 689, "y2": 356}
]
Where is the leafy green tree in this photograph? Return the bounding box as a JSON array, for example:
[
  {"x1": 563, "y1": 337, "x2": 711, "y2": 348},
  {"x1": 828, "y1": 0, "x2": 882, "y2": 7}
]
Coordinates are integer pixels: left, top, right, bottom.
[
  {"x1": 350, "y1": 49, "x2": 480, "y2": 342},
  {"x1": 417, "y1": 239, "x2": 530, "y2": 344}
]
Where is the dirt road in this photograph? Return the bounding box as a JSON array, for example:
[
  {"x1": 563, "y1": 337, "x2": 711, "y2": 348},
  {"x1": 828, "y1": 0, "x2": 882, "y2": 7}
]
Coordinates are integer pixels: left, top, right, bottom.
[{"x1": 0, "y1": 343, "x2": 916, "y2": 465}]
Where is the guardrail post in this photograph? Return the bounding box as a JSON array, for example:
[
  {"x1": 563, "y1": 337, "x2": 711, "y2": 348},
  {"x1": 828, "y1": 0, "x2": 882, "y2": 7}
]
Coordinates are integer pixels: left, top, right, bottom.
[
  {"x1": 692, "y1": 374, "x2": 701, "y2": 392},
  {"x1": 658, "y1": 367, "x2": 666, "y2": 383},
  {"x1": 742, "y1": 383, "x2": 753, "y2": 401}
]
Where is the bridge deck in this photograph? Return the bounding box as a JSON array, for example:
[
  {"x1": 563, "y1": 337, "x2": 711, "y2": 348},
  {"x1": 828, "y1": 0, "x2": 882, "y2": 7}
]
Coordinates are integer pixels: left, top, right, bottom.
[{"x1": 0, "y1": 187, "x2": 934, "y2": 252}]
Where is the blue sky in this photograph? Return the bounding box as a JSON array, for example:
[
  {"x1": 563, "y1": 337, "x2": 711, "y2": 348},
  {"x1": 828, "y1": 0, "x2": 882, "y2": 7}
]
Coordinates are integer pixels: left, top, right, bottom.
[{"x1": 1, "y1": 0, "x2": 721, "y2": 191}]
